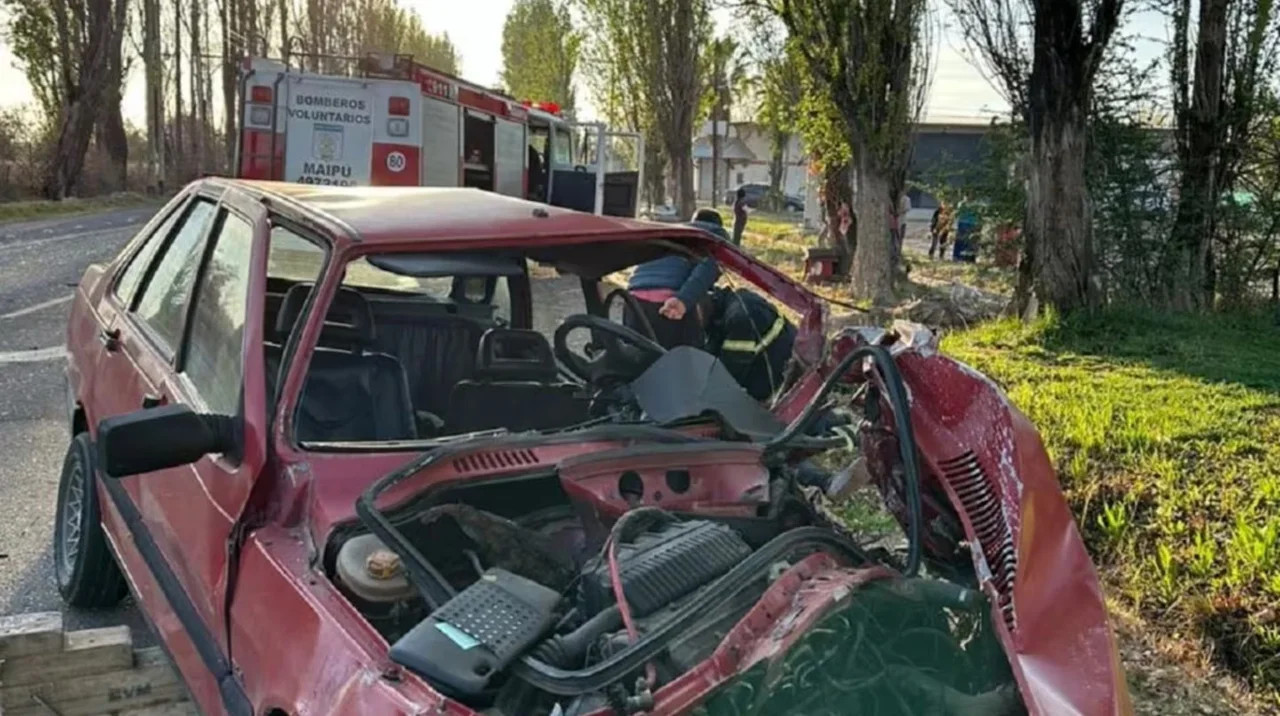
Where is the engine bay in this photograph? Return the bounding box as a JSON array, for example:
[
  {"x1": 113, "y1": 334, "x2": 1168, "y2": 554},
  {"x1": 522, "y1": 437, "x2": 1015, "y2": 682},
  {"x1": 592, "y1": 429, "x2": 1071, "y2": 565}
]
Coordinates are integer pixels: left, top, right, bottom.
[{"x1": 329, "y1": 452, "x2": 841, "y2": 713}]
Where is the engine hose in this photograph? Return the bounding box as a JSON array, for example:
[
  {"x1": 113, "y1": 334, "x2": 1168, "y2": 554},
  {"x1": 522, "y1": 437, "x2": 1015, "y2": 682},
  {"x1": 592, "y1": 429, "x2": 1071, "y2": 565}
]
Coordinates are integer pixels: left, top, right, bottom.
[
  {"x1": 531, "y1": 606, "x2": 625, "y2": 667},
  {"x1": 766, "y1": 345, "x2": 924, "y2": 578},
  {"x1": 513, "y1": 526, "x2": 871, "y2": 696}
]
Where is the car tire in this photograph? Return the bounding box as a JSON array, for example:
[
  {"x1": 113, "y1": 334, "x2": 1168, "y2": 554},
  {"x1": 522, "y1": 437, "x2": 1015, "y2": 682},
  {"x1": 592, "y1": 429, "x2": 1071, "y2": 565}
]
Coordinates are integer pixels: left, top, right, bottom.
[{"x1": 54, "y1": 433, "x2": 128, "y2": 608}]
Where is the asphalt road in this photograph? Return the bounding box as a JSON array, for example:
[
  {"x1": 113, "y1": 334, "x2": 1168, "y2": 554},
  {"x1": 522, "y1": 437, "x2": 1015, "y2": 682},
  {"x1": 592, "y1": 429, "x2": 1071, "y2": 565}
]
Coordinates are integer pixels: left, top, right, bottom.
[{"x1": 0, "y1": 205, "x2": 159, "y2": 640}]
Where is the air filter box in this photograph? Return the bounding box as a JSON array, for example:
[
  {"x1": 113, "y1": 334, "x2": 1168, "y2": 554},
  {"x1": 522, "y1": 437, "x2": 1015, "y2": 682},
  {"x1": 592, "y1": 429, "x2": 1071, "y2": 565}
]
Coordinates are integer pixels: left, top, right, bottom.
[
  {"x1": 390, "y1": 568, "x2": 559, "y2": 697},
  {"x1": 579, "y1": 519, "x2": 751, "y2": 618}
]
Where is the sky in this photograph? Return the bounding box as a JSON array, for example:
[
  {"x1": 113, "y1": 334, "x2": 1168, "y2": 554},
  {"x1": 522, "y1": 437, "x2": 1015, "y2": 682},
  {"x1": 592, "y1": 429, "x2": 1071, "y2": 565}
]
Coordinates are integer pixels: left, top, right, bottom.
[{"x1": 0, "y1": 1, "x2": 1165, "y2": 128}]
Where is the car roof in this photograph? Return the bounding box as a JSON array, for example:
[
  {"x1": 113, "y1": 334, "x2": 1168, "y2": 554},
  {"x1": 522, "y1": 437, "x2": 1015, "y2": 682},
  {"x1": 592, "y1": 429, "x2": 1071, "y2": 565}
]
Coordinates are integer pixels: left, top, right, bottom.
[{"x1": 211, "y1": 178, "x2": 709, "y2": 247}]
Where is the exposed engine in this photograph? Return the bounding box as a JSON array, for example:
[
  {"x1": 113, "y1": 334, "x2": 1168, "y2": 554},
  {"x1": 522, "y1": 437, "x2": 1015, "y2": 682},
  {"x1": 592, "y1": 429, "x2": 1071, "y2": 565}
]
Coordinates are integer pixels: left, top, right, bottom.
[{"x1": 328, "y1": 459, "x2": 837, "y2": 714}]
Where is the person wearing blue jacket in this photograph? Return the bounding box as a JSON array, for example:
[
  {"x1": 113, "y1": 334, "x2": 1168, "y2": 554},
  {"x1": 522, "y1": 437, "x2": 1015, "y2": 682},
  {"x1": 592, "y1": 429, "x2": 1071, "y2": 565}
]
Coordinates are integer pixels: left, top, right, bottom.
[{"x1": 625, "y1": 209, "x2": 726, "y2": 349}]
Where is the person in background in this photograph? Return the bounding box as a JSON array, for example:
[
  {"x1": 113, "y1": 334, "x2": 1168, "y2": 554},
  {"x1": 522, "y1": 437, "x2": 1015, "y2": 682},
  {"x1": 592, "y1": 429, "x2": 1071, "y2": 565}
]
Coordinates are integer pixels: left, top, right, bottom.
[
  {"x1": 929, "y1": 202, "x2": 950, "y2": 260},
  {"x1": 624, "y1": 209, "x2": 725, "y2": 349},
  {"x1": 731, "y1": 187, "x2": 748, "y2": 246}
]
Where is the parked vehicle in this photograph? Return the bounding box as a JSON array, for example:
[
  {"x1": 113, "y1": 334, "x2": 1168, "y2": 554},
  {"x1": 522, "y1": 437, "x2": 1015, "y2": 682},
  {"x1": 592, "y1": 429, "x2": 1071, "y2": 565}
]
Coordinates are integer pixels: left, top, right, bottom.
[
  {"x1": 724, "y1": 182, "x2": 803, "y2": 212},
  {"x1": 59, "y1": 179, "x2": 1132, "y2": 715},
  {"x1": 237, "y1": 53, "x2": 642, "y2": 217}
]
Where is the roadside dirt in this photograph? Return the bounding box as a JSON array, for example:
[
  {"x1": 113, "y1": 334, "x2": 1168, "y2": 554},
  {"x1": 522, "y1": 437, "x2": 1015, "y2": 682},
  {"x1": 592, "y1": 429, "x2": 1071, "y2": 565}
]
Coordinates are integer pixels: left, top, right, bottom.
[{"x1": 1110, "y1": 599, "x2": 1273, "y2": 715}]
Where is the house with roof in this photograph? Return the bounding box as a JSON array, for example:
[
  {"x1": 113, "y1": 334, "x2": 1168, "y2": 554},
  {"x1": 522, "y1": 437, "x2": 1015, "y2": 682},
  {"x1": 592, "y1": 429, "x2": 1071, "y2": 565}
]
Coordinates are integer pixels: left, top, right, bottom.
[{"x1": 692, "y1": 121, "x2": 808, "y2": 203}]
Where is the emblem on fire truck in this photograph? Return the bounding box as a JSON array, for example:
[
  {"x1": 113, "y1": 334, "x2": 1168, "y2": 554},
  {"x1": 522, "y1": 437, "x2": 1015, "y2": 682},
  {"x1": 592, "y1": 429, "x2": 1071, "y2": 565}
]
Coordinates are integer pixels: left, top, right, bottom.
[{"x1": 313, "y1": 124, "x2": 344, "y2": 161}]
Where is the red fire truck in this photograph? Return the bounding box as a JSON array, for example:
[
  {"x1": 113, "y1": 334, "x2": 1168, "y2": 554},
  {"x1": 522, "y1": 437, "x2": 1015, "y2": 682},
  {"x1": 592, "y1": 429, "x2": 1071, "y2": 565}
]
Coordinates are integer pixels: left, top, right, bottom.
[{"x1": 235, "y1": 53, "x2": 643, "y2": 217}]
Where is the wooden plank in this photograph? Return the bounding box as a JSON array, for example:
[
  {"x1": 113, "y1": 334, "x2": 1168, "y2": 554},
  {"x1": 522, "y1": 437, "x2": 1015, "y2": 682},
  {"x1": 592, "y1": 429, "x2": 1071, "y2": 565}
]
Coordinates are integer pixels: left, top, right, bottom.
[
  {"x1": 2, "y1": 647, "x2": 186, "y2": 715},
  {"x1": 0, "y1": 612, "x2": 64, "y2": 659},
  {"x1": 0, "y1": 625, "x2": 134, "y2": 686}
]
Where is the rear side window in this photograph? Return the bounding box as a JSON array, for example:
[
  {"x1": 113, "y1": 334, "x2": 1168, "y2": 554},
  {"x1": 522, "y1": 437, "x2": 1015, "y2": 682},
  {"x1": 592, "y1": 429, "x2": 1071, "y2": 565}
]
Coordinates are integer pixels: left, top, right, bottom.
[
  {"x1": 183, "y1": 211, "x2": 254, "y2": 415},
  {"x1": 133, "y1": 199, "x2": 216, "y2": 352},
  {"x1": 268, "y1": 226, "x2": 326, "y2": 283},
  {"x1": 115, "y1": 203, "x2": 183, "y2": 306}
]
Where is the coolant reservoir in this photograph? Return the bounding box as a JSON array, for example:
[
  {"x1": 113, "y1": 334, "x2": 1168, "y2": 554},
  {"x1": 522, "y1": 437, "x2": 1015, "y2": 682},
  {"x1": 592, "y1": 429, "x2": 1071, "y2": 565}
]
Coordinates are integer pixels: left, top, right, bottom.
[{"x1": 335, "y1": 533, "x2": 417, "y2": 604}]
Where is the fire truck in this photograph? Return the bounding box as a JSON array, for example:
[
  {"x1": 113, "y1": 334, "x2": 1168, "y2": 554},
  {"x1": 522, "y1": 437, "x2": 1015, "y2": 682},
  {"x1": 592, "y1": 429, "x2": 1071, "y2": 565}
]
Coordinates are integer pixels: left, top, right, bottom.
[{"x1": 235, "y1": 53, "x2": 643, "y2": 217}]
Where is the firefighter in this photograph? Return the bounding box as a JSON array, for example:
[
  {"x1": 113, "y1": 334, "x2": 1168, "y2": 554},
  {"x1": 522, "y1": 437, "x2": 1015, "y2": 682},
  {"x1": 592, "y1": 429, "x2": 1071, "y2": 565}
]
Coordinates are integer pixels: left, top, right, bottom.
[
  {"x1": 704, "y1": 286, "x2": 797, "y2": 401},
  {"x1": 624, "y1": 209, "x2": 726, "y2": 349}
]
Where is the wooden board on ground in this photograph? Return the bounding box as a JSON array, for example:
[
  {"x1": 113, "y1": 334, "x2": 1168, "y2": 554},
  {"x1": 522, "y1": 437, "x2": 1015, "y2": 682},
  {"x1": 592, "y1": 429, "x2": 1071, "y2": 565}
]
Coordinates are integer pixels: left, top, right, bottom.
[{"x1": 0, "y1": 611, "x2": 198, "y2": 716}]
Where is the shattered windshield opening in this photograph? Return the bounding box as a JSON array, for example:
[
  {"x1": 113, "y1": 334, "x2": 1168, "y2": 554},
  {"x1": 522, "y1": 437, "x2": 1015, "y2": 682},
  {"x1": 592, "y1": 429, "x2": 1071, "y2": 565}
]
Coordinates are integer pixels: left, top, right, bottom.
[{"x1": 276, "y1": 238, "x2": 808, "y2": 451}]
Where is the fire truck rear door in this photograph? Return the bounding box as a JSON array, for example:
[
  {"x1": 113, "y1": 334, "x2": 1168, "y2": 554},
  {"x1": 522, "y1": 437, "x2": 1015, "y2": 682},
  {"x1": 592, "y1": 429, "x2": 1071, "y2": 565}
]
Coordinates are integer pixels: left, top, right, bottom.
[
  {"x1": 494, "y1": 117, "x2": 526, "y2": 197},
  {"x1": 421, "y1": 95, "x2": 460, "y2": 187}
]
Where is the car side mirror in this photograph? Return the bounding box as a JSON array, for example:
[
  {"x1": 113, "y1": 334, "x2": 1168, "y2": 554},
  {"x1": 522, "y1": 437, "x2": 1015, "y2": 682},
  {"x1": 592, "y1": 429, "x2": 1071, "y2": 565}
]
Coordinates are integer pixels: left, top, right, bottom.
[{"x1": 97, "y1": 404, "x2": 237, "y2": 478}]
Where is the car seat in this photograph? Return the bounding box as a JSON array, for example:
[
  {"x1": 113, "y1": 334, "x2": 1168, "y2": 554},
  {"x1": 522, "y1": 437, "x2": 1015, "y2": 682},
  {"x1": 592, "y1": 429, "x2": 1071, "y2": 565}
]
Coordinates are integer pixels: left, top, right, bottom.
[
  {"x1": 266, "y1": 284, "x2": 417, "y2": 443},
  {"x1": 444, "y1": 328, "x2": 590, "y2": 434}
]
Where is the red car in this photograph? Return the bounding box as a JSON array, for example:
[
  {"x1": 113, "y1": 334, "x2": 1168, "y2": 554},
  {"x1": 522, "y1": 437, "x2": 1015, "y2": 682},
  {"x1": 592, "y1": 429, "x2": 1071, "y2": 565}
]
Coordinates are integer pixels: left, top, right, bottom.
[{"x1": 58, "y1": 179, "x2": 1132, "y2": 715}]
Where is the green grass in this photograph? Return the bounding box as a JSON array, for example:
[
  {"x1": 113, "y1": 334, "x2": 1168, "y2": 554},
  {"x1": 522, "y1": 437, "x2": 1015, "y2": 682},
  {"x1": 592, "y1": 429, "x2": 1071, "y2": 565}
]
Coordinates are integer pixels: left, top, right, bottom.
[
  {"x1": 0, "y1": 192, "x2": 159, "y2": 223},
  {"x1": 942, "y1": 307, "x2": 1280, "y2": 696}
]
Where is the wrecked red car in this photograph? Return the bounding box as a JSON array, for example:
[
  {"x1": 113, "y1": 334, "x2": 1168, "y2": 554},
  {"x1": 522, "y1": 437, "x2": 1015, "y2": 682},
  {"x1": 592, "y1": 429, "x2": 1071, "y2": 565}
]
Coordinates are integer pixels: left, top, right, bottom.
[{"x1": 59, "y1": 179, "x2": 1133, "y2": 715}]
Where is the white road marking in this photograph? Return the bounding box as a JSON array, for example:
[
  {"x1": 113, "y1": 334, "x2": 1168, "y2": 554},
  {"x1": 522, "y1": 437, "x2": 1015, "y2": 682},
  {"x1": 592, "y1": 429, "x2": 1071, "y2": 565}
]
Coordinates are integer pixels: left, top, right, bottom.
[
  {"x1": 0, "y1": 224, "x2": 141, "y2": 254},
  {"x1": 0, "y1": 294, "x2": 73, "y2": 320},
  {"x1": 0, "y1": 346, "x2": 66, "y2": 364}
]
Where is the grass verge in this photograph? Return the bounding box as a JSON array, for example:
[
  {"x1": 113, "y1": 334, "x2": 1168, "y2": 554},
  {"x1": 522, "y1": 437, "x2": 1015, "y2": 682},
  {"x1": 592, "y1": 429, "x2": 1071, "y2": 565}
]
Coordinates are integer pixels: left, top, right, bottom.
[
  {"x1": 943, "y1": 307, "x2": 1280, "y2": 703},
  {"x1": 0, "y1": 192, "x2": 159, "y2": 223}
]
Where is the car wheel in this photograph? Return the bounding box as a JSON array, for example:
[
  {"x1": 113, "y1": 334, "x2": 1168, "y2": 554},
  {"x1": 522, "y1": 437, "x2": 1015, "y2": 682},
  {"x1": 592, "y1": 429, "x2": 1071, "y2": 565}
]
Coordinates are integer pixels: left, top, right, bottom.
[{"x1": 54, "y1": 433, "x2": 127, "y2": 608}]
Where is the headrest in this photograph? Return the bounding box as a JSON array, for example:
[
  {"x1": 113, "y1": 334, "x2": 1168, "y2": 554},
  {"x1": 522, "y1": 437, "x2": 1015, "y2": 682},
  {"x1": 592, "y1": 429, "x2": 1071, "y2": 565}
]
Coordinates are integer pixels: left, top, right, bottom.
[
  {"x1": 474, "y1": 328, "x2": 558, "y2": 381},
  {"x1": 276, "y1": 284, "x2": 375, "y2": 350}
]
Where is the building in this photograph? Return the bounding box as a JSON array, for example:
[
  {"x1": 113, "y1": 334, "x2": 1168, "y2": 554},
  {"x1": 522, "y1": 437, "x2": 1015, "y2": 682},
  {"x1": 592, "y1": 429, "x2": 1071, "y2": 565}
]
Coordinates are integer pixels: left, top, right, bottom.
[{"x1": 692, "y1": 121, "x2": 808, "y2": 203}]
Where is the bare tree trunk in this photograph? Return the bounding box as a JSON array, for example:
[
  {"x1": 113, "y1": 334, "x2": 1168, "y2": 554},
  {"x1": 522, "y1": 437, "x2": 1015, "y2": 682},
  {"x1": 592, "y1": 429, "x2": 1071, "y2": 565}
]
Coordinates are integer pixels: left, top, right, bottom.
[
  {"x1": 279, "y1": 0, "x2": 290, "y2": 56},
  {"x1": 190, "y1": 0, "x2": 204, "y2": 174},
  {"x1": 44, "y1": 0, "x2": 127, "y2": 199},
  {"x1": 97, "y1": 6, "x2": 129, "y2": 192},
  {"x1": 172, "y1": 0, "x2": 184, "y2": 181},
  {"x1": 710, "y1": 105, "x2": 720, "y2": 207},
  {"x1": 821, "y1": 161, "x2": 853, "y2": 277},
  {"x1": 1019, "y1": 0, "x2": 1116, "y2": 314},
  {"x1": 222, "y1": 0, "x2": 238, "y2": 172},
  {"x1": 669, "y1": 135, "x2": 696, "y2": 220},
  {"x1": 144, "y1": 0, "x2": 165, "y2": 192},
  {"x1": 1163, "y1": 0, "x2": 1228, "y2": 311},
  {"x1": 768, "y1": 130, "x2": 786, "y2": 201},
  {"x1": 1027, "y1": 120, "x2": 1094, "y2": 310},
  {"x1": 850, "y1": 160, "x2": 894, "y2": 304}
]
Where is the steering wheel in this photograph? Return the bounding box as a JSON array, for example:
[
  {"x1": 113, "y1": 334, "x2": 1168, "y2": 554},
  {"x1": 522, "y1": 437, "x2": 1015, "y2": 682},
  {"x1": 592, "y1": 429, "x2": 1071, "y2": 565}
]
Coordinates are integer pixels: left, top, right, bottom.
[
  {"x1": 553, "y1": 313, "x2": 667, "y2": 385},
  {"x1": 600, "y1": 287, "x2": 659, "y2": 343}
]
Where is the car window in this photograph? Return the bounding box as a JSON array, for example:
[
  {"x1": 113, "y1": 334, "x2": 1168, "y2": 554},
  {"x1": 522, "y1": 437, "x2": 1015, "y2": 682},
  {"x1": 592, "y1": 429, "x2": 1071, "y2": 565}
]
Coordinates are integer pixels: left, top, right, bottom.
[
  {"x1": 553, "y1": 127, "x2": 572, "y2": 165},
  {"x1": 268, "y1": 226, "x2": 327, "y2": 283},
  {"x1": 133, "y1": 199, "x2": 217, "y2": 353},
  {"x1": 115, "y1": 202, "x2": 184, "y2": 307},
  {"x1": 183, "y1": 211, "x2": 254, "y2": 416},
  {"x1": 341, "y1": 257, "x2": 513, "y2": 325}
]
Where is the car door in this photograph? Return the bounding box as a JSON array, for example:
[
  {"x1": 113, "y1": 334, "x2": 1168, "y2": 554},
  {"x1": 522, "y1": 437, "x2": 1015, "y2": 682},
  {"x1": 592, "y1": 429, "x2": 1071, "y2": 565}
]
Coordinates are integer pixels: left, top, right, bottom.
[{"x1": 91, "y1": 185, "x2": 270, "y2": 673}]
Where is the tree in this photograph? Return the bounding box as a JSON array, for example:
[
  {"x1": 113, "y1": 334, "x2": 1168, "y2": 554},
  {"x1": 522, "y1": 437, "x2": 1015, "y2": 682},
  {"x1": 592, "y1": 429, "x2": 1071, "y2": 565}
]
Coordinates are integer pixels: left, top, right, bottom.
[
  {"x1": 756, "y1": 44, "x2": 804, "y2": 208},
  {"x1": 748, "y1": 0, "x2": 933, "y2": 305},
  {"x1": 5, "y1": 0, "x2": 130, "y2": 198},
  {"x1": 49, "y1": 0, "x2": 130, "y2": 198},
  {"x1": 577, "y1": 0, "x2": 713, "y2": 217},
  {"x1": 500, "y1": 0, "x2": 581, "y2": 114},
  {"x1": 948, "y1": 0, "x2": 1124, "y2": 313},
  {"x1": 704, "y1": 35, "x2": 751, "y2": 207},
  {"x1": 1163, "y1": 0, "x2": 1278, "y2": 310}
]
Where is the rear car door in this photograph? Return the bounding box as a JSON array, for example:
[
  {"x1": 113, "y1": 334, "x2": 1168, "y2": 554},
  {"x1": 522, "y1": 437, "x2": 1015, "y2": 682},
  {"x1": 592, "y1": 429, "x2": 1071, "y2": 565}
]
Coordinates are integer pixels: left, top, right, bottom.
[{"x1": 90, "y1": 186, "x2": 270, "y2": 700}]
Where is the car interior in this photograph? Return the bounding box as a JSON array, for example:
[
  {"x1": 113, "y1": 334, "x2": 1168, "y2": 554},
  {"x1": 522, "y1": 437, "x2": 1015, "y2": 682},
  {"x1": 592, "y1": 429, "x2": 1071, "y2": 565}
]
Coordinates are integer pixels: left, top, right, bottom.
[{"x1": 262, "y1": 237, "x2": 800, "y2": 449}]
